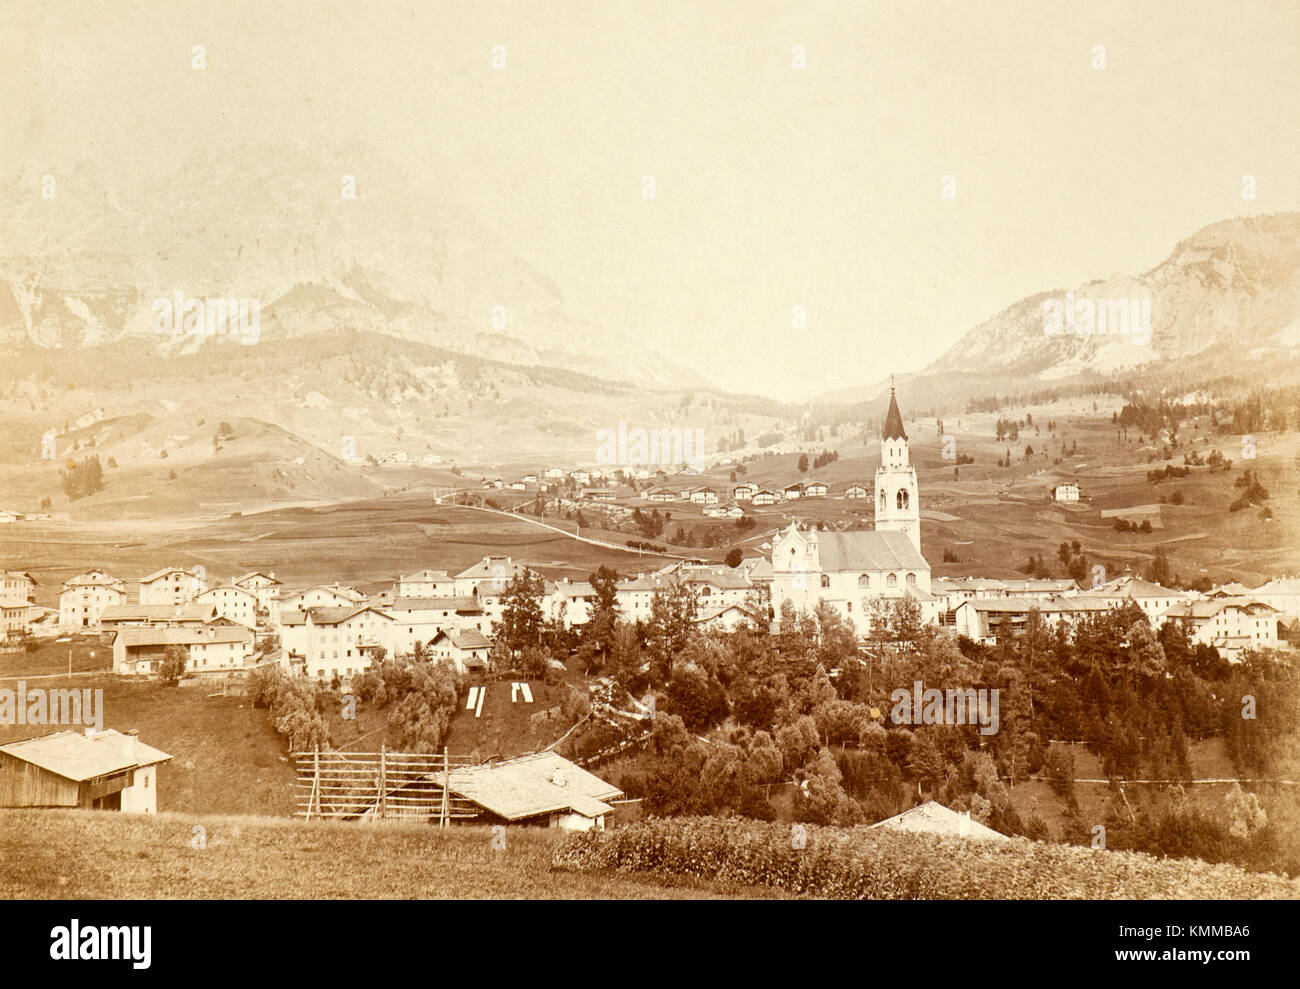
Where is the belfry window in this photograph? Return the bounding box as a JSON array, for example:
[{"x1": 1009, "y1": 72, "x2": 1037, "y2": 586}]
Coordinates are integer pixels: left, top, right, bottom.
[{"x1": 897, "y1": 489, "x2": 909, "y2": 510}]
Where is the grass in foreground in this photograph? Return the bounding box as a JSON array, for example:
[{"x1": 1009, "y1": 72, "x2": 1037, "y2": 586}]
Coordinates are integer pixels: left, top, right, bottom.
[{"x1": 0, "y1": 810, "x2": 786, "y2": 899}]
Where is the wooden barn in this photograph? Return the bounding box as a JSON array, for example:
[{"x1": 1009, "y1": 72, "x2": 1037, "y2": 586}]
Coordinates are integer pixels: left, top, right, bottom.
[
  {"x1": 443, "y1": 751, "x2": 623, "y2": 831},
  {"x1": 0, "y1": 728, "x2": 172, "y2": 813}
]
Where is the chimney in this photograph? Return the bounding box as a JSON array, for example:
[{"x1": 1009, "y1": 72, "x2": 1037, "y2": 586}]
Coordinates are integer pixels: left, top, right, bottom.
[{"x1": 124, "y1": 729, "x2": 139, "y2": 763}]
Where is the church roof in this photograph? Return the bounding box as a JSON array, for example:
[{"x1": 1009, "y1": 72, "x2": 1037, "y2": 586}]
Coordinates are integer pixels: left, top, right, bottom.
[
  {"x1": 882, "y1": 389, "x2": 907, "y2": 441},
  {"x1": 813, "y1": 529, "x2": 928, "y2": 572}
]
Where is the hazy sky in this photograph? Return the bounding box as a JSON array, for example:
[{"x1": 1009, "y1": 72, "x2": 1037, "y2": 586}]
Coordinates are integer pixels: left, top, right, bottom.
[{"x1": 4, "y1": 0, "x2": 1297, "y2": 401}]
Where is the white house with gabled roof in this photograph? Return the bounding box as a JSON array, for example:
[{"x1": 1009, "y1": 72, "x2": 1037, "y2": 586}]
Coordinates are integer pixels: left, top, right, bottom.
[{"x1": 59, "y1": 571, "x2": 128, "y2": 629}]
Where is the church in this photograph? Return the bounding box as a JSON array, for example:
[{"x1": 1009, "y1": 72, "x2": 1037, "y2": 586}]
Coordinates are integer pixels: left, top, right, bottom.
[{"x1": 770, "y1": 386, "x2": 934, "y2": 629}]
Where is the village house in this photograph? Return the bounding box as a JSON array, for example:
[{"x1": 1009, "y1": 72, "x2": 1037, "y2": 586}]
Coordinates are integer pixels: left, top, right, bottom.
[
  {"x1": 197, "y1": 585, "x2": 259, "y2": 628},
  {"x1": 550, "y1": 579, "x2": 595, "y2": 627},
  {"x1": 582, "y1": 487, "x2": 617, "y2": 502},
  {"x1": 569, "y1": 469, "x2": 591, "y2": 485},
  {"x1": 384, "y1": 596, "x2": 488, "y2": 655},
  {"x1": 0, "y1": 728, "x2": 171, "y2": 813},
  {"x1": 0, "y1": 597, "x2": 33, "y2": 641},
  {"x1": 804, "y1": 480, "x2": 829, "y2": 498},
  {"x1": 428, "y1": 628, "x2": 491, "y2": 673},
  {"x1": 950, "y1": 596, "x2": 1115, "y2": 643},
  {"x1": 543, "y1": 467, "x2": 566, "y2": 480},
  {"x1": 614, "y1": 573, "x2": 677, "y2": 619},
  {"x1": 58, "y1": 571, "x2": 128, "y2": 629},
  {"x1": 688, "y1": 487, "x2": 719, "y2": 505},
  {"x1": 138, "y1": 567, "x2": 206, "y2": 606},
  {"x1": 693, "y1": 602, "x2": 753, "y2": 633},
  {"x1": 112, "y1": 622, "x2": 256, "y2": 675},
  {"x1": 732, "y1": 482, "x2": 757, "y2": 501},
  {"x1": 280, "y1": 583, "x2": 367, "y2": 613},
  {"x1": 454, "y1": 556, "x2": 531, "y2": 600},
  {"x1": 782, "y1": 482, "x2": 804, "y2": 500},
  {"x1": 1, "y1": 570, "x2": 36, "y2": 603},
  {"x1": 1238, "y1": 577, "x2": 1300, "y2": 621},
  {"x1": 232, "y1": 571, "x2": 283, "y2": 613},
  {"x1": 751, "y1": 488, "x2": 780, "y2": 506},
  {"x1": 843, "y1": 483, "x2": 869, "y2": 500},
  {"x1": 932, "y1": 577, "x2": 1080, "y2": 614},
  {"x1": 1076, "y1": 575, "x2": 1196, "y2": 626},
  {"x1": 280, "y1": 605, "x2": 397, "y2": 681},
  {"x1": 1051, "y1": 482, "x2": 1081, "y2": 503},
  {"x1": 396, "y1": 569, "x2": 456, "y2": 598},
  {"x1": 703, "y1": 502, "x2": 743, "y2": 518},
  {"x1": 1162, "y1": 598, "x2": 1280, "y2": 660},
  {"x1": 644, "y1": 487, "x2": 676, "y2": 503}
]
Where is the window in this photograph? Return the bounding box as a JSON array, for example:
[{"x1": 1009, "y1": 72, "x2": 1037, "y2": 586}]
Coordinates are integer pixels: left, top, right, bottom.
[
  {"x1": 820, "y1": 575, "x2": 830, "y2": 588},
  {"x1": 858, "y1": 574, "x2": 870, "y2": 588},
  {"x1": 887, "y1": 573, "x2": 898, "y2": 587},
  {"x1": 897, "y1": 489, "x2": 909, "y2": 510},
  {"x1": 906, "y1": 573, "x2": 917, "y2": 586},
  {"x1": 879, "y1": 490, "x2": 886, "y2": 512}
]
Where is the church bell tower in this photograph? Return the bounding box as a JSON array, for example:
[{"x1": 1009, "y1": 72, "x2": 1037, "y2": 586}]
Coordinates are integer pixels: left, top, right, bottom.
[{"x1": 874, "y1": 382, "x2": 921, "y2": 552}]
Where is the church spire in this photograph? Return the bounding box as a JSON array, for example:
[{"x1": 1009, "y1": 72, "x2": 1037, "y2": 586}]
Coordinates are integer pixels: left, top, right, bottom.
[{"x1": 882, "y1": 380, "x2": 907, "y2": 441}]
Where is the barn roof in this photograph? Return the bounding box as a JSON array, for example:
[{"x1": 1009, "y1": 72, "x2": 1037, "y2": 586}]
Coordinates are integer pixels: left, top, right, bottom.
[
  {"x1": 387, "y1": 595, "x2": 482, "y2": 613},
  {"x1": 871, "y1": 800, "x2": 1007, "y2": 841},
  {"x1": 115, "y1": 625, "x2": 252, "y2": 647},
  {"x1": 431, "y1": 628, "x2": 490, "y2": 650},
  {"x1": 101, "y1": 603, "x2": 216, "y2": 624},
  {"x1": 442, "y1": 752, "x2": 622, "y2": 821},
  {"x1": 0, "y1": 729, "x2": 171, "y2": 781}
]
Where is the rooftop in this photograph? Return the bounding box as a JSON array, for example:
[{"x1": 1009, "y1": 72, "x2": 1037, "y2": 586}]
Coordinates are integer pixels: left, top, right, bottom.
[{"x1": 0, "y1": 729, "x2": 171, "y2": 782}]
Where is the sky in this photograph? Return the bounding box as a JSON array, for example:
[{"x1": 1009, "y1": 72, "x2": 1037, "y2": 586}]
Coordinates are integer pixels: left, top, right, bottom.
[{"x1": 3, "y1": 0, "x2": 1298, "y2": 401}]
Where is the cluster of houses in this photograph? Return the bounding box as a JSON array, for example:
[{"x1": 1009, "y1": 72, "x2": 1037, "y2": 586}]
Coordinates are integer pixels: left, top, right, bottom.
[
  {"x1": 16, "y1": 555, "x2": 776, "y2": 684},
  {"x1": 4, "y1": 396, "x2": 1294, "y2": 684},
  {"x1": 642, "y1": 478, "x2": 874, "y2": 511}
]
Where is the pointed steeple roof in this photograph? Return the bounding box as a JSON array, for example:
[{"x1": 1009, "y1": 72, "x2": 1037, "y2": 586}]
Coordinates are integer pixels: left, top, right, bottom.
[{"x1": 882, "y1": 384, "x2": 907, "y2": 441}]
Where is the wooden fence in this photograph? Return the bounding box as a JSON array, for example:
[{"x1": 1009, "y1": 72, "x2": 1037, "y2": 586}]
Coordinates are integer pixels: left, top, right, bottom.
[{"x1": 294, "y1": 747, "x2": 481, "y2": 824}]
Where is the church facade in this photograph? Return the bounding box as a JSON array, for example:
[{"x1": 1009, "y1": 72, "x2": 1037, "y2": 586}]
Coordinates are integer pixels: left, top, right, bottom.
[{"x1": 770, "y1": 387, "x2": 933, "y2": 630}]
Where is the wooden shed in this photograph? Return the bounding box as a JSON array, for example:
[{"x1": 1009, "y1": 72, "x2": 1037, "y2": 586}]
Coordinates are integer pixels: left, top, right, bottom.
[{"x1": 0, "y1": 728, "x2": 172, "y2": 813}]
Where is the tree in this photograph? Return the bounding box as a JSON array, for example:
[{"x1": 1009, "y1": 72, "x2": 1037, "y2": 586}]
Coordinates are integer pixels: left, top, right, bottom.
[
  {"x1": 797, "y1": 453, "x2": 809, "y2": 474},
  {"x1": 158, "y1": 644, "x2": 187, "y2": 685},
  {"x1": 647, "y1": 582, "x2": 698, "y2": 681},
  {"x1": 493, "y1": 570, "x2": 546, "y2": 656},
  {"x1": 388, "y1": 661, "x2": 461, "y2": 752},
  {"x1": 579, "y1": 565, "x2": 620, "y2": 672},
  {"x1": 724, "y1": 547, "x2": 743, "y2": 568},
  {"x1": 665, "y1": 667, "x2": 729, "y2": 732}
]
